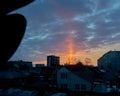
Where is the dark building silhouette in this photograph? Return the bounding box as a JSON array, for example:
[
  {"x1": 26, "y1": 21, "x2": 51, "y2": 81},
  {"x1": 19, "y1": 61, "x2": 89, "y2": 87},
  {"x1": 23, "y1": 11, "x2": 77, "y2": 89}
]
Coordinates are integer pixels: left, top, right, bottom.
[
  {"x1": 47, "y1": 55, "x2": 60, "y2": 67},
  {"x1": 98, "y1": 50, "x2": 120, "y2": 74}
]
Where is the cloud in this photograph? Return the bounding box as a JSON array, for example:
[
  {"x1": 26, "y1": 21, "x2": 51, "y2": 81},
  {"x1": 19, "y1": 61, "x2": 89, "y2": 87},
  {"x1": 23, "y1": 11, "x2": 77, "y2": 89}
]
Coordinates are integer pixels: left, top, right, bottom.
[{"x1": 10, "y1": 0, "x2": 120, "y2": 64}]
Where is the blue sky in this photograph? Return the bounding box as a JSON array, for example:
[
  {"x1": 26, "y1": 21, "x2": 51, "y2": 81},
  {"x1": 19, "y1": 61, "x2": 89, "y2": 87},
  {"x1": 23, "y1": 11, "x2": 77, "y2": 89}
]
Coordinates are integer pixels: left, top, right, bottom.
[{"x1": 10, "y1": 0, "x2": 120, "y2": 65}]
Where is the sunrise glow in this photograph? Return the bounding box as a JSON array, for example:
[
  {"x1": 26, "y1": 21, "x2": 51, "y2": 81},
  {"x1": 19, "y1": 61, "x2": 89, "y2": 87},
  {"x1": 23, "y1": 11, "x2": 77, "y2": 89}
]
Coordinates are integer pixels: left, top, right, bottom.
[{"x1": 68, "y1": 31, "x2": 75, "y2": 64}]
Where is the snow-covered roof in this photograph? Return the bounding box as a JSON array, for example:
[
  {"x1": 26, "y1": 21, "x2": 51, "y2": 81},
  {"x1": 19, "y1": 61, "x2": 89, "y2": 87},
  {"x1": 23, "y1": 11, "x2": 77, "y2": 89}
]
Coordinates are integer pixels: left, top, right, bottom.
[{"x1": 59, "y1": 65, "x2": 102, "y2": 83}]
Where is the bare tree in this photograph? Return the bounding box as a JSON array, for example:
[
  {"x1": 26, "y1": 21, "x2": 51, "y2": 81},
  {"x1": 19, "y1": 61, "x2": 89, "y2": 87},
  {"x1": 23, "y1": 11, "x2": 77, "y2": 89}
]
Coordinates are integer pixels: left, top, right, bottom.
[{"x1": 85, "y1": 58, "x2": 92, "y2": 65}]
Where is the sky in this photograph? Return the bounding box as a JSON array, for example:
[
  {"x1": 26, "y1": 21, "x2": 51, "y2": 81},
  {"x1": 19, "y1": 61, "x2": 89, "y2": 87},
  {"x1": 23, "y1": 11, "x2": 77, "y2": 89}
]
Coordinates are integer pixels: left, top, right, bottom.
[{"x1": 10, "y1": 0, "x2": 120, "y2": 66}]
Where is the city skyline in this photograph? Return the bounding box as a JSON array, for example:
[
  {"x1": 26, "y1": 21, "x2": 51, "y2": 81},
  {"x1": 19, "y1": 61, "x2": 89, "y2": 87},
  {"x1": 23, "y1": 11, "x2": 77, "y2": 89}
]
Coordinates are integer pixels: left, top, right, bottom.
[{"x1": 10, "y1": 0, "x2": 120, "y2": 66}]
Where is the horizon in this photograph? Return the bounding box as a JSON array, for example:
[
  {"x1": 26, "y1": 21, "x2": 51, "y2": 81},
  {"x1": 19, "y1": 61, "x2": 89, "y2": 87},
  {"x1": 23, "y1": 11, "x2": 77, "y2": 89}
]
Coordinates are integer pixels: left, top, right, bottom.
[{"x1": 10, "y1": 0, "x2": 120, "y2": 66}]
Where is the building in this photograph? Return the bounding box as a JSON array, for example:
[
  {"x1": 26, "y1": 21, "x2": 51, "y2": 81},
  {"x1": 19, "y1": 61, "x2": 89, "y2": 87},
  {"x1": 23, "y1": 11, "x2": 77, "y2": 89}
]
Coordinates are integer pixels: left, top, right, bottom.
[
  {"x1": 57, "y1": 65, "x2": 107, "y2": 93},
  {"x1": 97, "y1": 51, "x2": 120, "y2": 74},
  {"x1": 7, "y1": 60, "x2": 33, "y2": 72},
  {"x1": 28, "y1": 66, "x2": 59, "y2": 88},
  {"x1": 0, "y1": 70, "x2": 28, "y2": 88},
  {"x1": 47, "y1": 55, "x2": 60, "y2": 67},
  {"x1": 35, "y1": 64, "x2": 45, "y2": 68}
]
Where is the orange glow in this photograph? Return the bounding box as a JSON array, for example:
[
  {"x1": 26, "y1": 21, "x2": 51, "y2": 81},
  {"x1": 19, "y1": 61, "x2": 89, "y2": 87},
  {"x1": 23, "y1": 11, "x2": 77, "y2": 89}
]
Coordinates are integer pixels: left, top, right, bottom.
[
  {"x1": 68, "y1": 31, "x2": 75, "y2": 64},
  {"x1": 69, "y1": 47, "x2": 74, "y2": 64},
  {"x1": 33, "y1": 43, "x2": 120, "y2": 66}
]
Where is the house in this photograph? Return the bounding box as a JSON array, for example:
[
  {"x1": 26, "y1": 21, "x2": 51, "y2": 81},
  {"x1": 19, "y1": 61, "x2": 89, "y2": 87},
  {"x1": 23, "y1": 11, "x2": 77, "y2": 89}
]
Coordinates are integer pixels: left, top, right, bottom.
[{"x1": 57, "y1": 65, "x2": 107, "y2": 93}]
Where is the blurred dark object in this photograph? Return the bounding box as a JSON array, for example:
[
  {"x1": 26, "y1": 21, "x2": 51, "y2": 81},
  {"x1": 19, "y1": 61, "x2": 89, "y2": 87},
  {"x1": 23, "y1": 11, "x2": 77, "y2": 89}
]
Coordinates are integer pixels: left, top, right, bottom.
[
  {"x1": 0, "y1": 0, "x2": 34, "y2": 69},
  {"x1": 0, "y1": 0, "x2": 34, "y2": 15}
]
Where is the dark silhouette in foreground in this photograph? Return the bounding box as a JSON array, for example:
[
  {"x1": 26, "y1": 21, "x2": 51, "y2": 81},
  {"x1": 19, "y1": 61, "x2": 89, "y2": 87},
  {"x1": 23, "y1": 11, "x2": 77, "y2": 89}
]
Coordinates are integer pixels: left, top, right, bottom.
[{"x1": 0, "y1": 0, "x2": 34, "y2": 69}]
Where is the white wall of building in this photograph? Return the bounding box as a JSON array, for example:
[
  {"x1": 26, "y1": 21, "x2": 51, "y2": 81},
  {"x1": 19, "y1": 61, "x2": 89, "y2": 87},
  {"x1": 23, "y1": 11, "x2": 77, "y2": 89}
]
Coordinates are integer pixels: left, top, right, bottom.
[{"x1": 57, "y1": 67, "x2": 107, "y2": 93}]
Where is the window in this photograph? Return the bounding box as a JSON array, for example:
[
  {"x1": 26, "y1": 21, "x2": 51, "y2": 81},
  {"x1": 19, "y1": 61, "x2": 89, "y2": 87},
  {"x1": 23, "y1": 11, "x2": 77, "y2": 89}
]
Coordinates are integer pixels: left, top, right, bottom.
[
  {"x1": 60, "y1": 72, "x2": 68, "y2": 79},
  {"x1": 74, "y1": 84, "x2": 80, "y2": 90},
  {"x1": 81, "y1": 84, "x2": 86, "y2": 91},
  {"x1": 61, "y1": 84, "x2": 68, "y2": 89}
]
